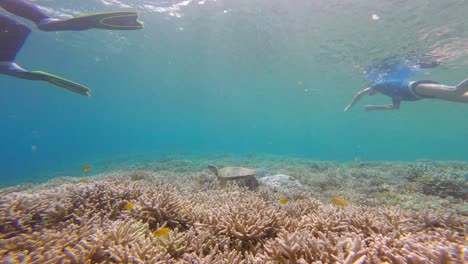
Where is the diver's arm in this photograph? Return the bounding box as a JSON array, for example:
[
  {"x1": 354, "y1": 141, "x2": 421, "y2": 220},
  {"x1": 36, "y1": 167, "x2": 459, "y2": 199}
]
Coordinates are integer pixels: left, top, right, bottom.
[
  {"x1": 344, "y1": 87, "x2": 371, "y2": 112},
  {"x1": 364, "y1": 97, "x2": 400, "y2": 111},
  {"x1": 364, "y1": 104, "x2": 400, "y2": 111}
]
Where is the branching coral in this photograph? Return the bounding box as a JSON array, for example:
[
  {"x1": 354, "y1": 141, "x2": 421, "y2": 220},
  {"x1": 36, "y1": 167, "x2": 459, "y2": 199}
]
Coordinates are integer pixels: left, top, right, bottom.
[
  {"x1": 153, "y1": 228, "x2": 191, "y2": 258},
  {"x1": 105, "y1": 218, "x2": 149, "y2": 246},
  {"x1": 0, "y1": 193, "x2": 51, "y2": 237},
  {"x1": 261, "y1": 230, "x2": 369, "y2": 263},
  {"x1": 133, "y1": 185, "x2": 190, "y2": 231},
  {"x1": 67, "y1": 181, "x2": 144, "y2": 220},
  {"x1": 197, "y1": 190, "x2": 281, "y2": 253},
  {"x1": 0, "y1": 167, "x2": 466, "y2": 263},
  {"x1": 1, "y1": 220, "x2": 104, "y2": 263},
  {"x1": 262, "y1": 231, "x2": 304, "y2": 263}
]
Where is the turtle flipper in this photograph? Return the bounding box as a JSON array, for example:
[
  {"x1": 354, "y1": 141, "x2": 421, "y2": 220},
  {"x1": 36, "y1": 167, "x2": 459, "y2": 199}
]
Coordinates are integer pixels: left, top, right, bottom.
[{"x1": 207, "y1": 164, "x2": 219, "y2": 177}]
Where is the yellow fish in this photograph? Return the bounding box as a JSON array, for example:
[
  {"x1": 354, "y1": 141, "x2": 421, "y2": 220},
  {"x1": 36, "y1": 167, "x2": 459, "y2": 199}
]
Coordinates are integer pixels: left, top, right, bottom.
[
  {"x1": 331, "y1": 196, "x2": 348, "y2": 208},
  {"x1": 152, "y1": 227, "x2": 170, "y2": 237},
  {"x1": 83, "y1": 165, "x2": 92, "y2": 172},
  {"x1": 80, "y1": 179, "x2": 89, "y2": 183},
  {"x1": 279, "y1": 198, "x2": 289, "y2": 205},
  {"x1": 124, "y1": 202, "x2": 134, "y2": 210},
  {"x1": 196, "y1": 178, "x2": 204, "y2": 186}
]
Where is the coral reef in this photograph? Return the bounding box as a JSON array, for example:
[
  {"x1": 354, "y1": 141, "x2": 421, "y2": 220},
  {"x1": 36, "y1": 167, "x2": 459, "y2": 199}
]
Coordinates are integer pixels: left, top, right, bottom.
[{"x1": 1, "y1": 162, "x2": 467, "y2": 263}]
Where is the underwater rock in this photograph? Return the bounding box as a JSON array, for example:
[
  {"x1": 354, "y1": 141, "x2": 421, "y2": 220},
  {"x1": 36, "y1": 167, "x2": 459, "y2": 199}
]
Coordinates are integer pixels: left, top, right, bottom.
[
  {"x1": 259, "y1": 174, "x2": 303, "y2": 190},
  {"x1": 254, "y1": 168, "x2": 269, "y2": 177}
]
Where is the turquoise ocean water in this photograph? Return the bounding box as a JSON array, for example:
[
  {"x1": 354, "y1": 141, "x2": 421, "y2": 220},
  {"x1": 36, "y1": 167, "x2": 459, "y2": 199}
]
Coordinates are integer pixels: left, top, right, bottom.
[{"x1": 1, "y1": 0, "x2": 467, "y2": 187}]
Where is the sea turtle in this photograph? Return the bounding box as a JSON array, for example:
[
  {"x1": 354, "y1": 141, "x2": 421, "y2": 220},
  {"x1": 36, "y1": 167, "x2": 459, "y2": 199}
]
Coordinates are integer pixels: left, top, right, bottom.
[{"x1": 207, "y1": 164, "x2": 259, "y2": 190}]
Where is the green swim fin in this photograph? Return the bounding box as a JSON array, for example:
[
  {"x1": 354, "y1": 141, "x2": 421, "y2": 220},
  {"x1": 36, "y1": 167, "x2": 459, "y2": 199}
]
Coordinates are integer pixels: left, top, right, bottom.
[
  {"x1": 29, "y1": 71, "x2": 91, "y2": 96},
  {"x1": 38, "y1": 11, "x2": 144, "y2": 31}
]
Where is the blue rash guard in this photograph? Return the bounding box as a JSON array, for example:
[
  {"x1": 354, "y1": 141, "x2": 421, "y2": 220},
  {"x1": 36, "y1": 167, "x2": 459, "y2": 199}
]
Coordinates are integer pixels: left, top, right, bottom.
[{"x1": 370, "y1": 80, "x2": 437, "y2": 105}]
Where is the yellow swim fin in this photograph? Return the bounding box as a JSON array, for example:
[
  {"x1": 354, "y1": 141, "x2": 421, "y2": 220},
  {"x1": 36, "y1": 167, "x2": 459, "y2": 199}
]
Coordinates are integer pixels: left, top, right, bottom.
[
  {"x1": 38, "y1": 11, "x2": 144, "y2": 31},
  {"x1": 29, "y1": 71, "x2": 91, "y2": 96}
]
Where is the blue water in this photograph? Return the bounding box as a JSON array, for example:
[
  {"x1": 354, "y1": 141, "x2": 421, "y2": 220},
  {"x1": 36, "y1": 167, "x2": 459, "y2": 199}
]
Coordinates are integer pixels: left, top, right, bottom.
[{"x1": 1, "y1": 0, "x2": 467, "y2": 187}]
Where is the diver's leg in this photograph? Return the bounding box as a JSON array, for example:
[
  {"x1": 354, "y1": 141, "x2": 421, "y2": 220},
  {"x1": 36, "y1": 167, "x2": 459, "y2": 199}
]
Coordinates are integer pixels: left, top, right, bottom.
[
  {"x1": 0, "y1": 0, "x2": 79, "y2": 31},
  {"x1": 414, "y1": 80, "x2": 468, "y2": 103},
  {"x1": 0, "y1": 14, "x2": 31, "y2": 62},
  {"x1": 0, "y1": 0, "x2": 51, "y2": 24},
  {"x1": 454, "y1": 79, "x2": 468, "y2": 95},
  {"x1": 0, "y1": 14, "x2": 90, "y2": 95},
  {"x1": 0, "y1": 14, "x2": 37, "y2": 79}
]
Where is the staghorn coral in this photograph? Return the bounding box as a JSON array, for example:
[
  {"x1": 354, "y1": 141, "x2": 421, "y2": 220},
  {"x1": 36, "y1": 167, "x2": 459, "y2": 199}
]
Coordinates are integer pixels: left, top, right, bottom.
[
  {"x1": 106, "y1": 242, "x2": 171, "y2": 264},
  {"x1": 262, "y1": 231, "x2": 304, "y2": 263},
  {"x1": 66, "y1": 181, "x2": 144, "y2": 220},
  {"x1": 0, "y1": 185, "x2": 30, "y2": 195},
  {"x1": 105, "y1": 218, "x2": 149, "y2": 246},
  {"x1": 261, "y1": 230, "x2": 369, "y2": 263},
  {"x1": 153, "y1": 228, "x2": 191, "y2": 258},
  {"x1": 1, "y1": 163, "x2": 467, "y2": 263},
  {"x1": 132, "y1": 185, "x2": 190, "y2": 231},
  {"x1": 1, "y1": 218, "x2": 104, "y2": 263},
  {"x1": 0, "y1": 193, "x2": 52, "y2": 237},
  {"x1": 103, "y1": 219, "x2": 173, "y2": 263}
]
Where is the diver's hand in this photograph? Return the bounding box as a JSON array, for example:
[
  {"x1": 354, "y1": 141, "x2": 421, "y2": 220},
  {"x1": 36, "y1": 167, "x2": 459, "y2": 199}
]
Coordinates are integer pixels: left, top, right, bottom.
[
  {"x1": 364, "y1": 105, "x2": 376, "y2": 111},
  {"x1": 344, "y1": 87, "x2": 371, "y2": 112},
  {"x1": 344, "y1": 104, "x2": 352, "y2": 112}
]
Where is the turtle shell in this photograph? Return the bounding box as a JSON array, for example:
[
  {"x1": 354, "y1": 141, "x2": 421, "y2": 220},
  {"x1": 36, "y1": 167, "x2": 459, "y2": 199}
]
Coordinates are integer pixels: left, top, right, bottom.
[{"x1": 218, "y1": 167, "x2": 256, "y2": 179}]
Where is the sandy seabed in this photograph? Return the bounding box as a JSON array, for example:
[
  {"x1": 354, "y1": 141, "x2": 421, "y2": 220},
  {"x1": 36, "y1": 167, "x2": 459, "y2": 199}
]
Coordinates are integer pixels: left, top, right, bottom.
[{"x1": 1, "y1": 156, "x2": 467, "y2": 263}]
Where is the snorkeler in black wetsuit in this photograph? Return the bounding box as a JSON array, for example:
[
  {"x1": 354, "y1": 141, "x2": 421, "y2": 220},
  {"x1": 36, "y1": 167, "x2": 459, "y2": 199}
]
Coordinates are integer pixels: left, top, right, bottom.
[{"x1": 0, "y1": 0, "x2": 143, "y2": 96}]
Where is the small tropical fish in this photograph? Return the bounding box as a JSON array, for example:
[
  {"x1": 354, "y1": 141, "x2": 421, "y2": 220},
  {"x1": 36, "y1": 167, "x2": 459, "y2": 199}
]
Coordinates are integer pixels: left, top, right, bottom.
[
  {"x1": 83, "y1": 165, "x2": 92, "y2": 172},
  {"x1": 331, "y1": 197, "x2": 348, "y2": 208},
  {"x1": 80, "y1": 179, "x2": 89, "y2": 183},
  {"x1": 196, "y1": 178, "x2": 204, "y2": 186},
  {"x1": 124, "y1": 202, "x2": 134, "y2": 210},
  {"x1": 279, "y1": 198, "x2": 289, "y2": 205},
  {"x1": 152, "y1": 227, "x2": 170, "y2": 237}
]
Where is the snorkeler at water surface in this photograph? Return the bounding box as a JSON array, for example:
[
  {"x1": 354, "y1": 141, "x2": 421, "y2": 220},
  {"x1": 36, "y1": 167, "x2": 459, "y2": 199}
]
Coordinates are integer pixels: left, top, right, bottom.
[
  {"x1": 344, "y1": 79, "x2": 468, "y2": 111},
  {"x1": 0, "y1": 0, "x2": 143, "y2": 96}
]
